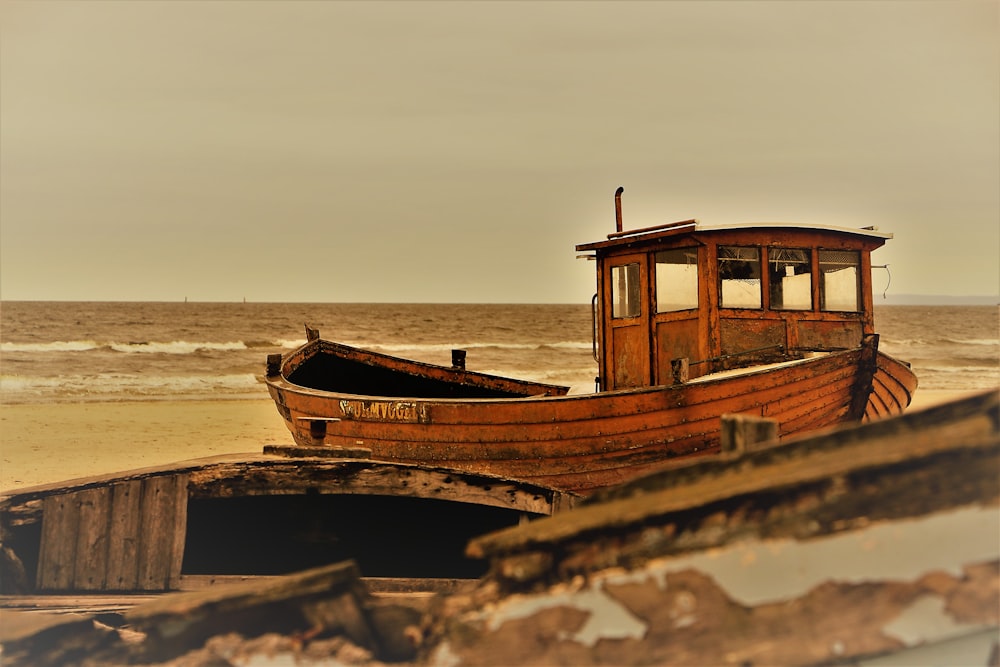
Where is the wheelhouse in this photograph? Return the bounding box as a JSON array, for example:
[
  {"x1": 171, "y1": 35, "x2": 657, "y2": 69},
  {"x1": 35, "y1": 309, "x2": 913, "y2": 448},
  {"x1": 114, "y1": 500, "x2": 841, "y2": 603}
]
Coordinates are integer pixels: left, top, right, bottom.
[{"x1": 576, "y1": 202, "x2": 891, "y2": 391}]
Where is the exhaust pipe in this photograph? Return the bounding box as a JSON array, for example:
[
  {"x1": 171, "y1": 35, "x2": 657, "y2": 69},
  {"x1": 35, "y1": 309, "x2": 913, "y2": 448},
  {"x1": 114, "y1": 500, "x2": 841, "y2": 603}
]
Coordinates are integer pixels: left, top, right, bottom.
[{"x1": 614, "y1": 186, "x2": 624, "y2": 233}]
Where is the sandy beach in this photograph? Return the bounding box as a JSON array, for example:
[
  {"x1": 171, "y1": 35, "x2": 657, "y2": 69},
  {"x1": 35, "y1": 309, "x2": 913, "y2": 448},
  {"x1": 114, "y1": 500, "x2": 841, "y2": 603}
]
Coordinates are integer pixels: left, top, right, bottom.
[
  {"x1": 0, "y1": 389, "x2": 985, "y2": 492},
  {"x1": 0, "y1": 398, "x2": 292, "y2": 491}
]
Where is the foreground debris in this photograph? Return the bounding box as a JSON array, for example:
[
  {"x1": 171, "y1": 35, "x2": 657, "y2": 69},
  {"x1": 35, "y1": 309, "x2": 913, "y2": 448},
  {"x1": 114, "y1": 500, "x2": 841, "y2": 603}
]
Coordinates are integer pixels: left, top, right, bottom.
[
  {"x1": 432, "y1": 389, "x2": 999, "y2": 666},
  {"x1": 0, "y1": 561, "x2": 419, "y2": 665},
  {"x1": 2, "y1": 391, "x2": 997, "y2": 666}
]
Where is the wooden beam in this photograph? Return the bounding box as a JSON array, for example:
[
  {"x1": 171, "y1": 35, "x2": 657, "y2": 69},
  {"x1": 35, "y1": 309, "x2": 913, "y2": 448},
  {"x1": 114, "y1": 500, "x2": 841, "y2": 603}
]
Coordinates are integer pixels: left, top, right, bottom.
[{"x1": 719, "y1": 413, "x2": 778, "y2": 454}]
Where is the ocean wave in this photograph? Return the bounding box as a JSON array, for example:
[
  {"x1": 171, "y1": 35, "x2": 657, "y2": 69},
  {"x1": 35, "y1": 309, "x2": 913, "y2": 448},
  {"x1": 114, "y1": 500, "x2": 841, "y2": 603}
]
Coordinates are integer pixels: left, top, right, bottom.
[
  {"x1": 1, "y1": 339, "x2": 278, "y2": 355},
  {"x1": 543, "y1": 341, "x2": 594, "y2": 351},
  {"x1": 1, "y1": 340, "x2": 101, "y2": 353},
  {"x1": 244, "y1": 339, "x2": 280, "y2": 349},
  {"x1": 355, "y1": 341, "x2": 592, "y2": 353},
  {"x1": 905, "y1": 354, "x2": 1000, "y2": 368},
  {"x1": 0, "y1": 373, "x2": 264, "y2": 404},
  {"x1": 0, "y1": 338, "x2": 595, "y2": 356},
  {"x1": 884, "y1": 336, "x2": 998, "y2": 347},
  {"x1": 474, "y1": 367, "x2": 599, "y2": 385},
  {"x1": 952, "y1": 337, "x2": 1000, "y2": 346},
  {"x1": 913, "y1": 364, "x2": 1000, "y2": 376},
  {"x1": 364, "y1": 342, "x2": 534, "y2": 353},
  {"x1": 107, "y1": 341, "x2": 249, "y2": 354}
]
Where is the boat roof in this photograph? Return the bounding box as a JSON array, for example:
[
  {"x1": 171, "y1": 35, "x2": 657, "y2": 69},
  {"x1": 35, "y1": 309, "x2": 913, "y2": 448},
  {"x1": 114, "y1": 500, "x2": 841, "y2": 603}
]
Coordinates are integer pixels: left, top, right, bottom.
[{"x1": 575, "y1": 220, "x2": 893, "y2": 252}]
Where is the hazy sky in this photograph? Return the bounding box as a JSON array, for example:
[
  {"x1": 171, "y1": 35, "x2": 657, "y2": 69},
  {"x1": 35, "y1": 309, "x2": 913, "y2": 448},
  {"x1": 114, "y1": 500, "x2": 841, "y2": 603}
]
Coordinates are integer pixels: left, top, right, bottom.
[{"x1": 1, "y1": 1, "x2": 997, "y2": 303}]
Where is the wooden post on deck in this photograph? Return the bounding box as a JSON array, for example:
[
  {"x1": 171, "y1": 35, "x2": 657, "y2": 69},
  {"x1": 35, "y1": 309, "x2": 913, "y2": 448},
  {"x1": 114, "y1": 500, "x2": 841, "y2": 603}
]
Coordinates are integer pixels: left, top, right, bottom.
[
  {"x1": 266, "y1": 353, "x2": 282, "y2": 377},
  {"x1": 671, "y1": 358, "x2": 689, "y2": 384},
  {"x1": 720, "y1": 414, "x2": 778, "y2": 455}
]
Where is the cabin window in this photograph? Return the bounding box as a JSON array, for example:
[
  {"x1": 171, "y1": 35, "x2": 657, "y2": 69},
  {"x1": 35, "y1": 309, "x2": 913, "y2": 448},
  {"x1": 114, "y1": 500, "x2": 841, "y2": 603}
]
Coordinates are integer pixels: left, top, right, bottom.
[
  {"x1": 611, "y1": 263, "x2": 641, "y2": 318},
  {"x1": 718, "y1": 246, "x2": 761, "y2": 308},
  {"x1": 768, "y1": 248, "x2": 812, "y2": 310},
  {"x1": 819, "y1": 249, "x2": 861, "y2": 311},
  {"x1": 655, "y1": 248, "x2": 699, "y2": 312}
]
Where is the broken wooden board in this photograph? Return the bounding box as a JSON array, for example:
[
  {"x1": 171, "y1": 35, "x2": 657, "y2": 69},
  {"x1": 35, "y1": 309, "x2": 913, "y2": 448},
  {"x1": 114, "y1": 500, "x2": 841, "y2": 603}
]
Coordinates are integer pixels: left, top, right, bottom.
[
  {"x1": 1, "y1": 560, "x2": 423, "y2": 666},
  {"x1": 0, "y1": 608, "x2": 120, "y2": 667},
  {"x1": 428, "y1": 556, "x2": 999, "y2": 666},
  {"x1": 432, "y1": 390, "x2": 999, "y2": 666}
]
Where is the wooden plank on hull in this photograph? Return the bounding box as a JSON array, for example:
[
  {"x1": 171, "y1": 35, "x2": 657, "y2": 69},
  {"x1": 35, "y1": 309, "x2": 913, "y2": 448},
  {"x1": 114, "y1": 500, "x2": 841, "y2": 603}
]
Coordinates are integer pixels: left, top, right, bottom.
[
  {"x1": 72, "y1": 486, "x2": 111, "y2": 591},
  {"x1": 106, "y1": 479, "x2": 143, "y2": 590},
  {"x1": 870, "y1": 367, "x2": 911, "y2": 414},
  {"x1": 309, "y1": 355, "x2": 866, "y2": 451},
  {"x1": 136, "y1": 475, "x2": 188, "y2": 591},
  {"x1": 36, "y1": 493, "x2": 81, "y2": 591}
]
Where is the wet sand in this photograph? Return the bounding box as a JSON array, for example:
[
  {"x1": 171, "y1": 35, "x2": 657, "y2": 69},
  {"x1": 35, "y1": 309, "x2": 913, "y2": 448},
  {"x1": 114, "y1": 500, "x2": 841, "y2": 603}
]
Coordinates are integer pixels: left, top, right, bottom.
[{"x1": 0, "y1": 389, "x2": 985, "y2": 491}]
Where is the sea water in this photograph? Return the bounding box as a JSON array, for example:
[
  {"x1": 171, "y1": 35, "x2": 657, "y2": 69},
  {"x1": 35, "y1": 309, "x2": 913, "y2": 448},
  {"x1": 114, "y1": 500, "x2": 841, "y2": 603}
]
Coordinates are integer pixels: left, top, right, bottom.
[{"x1": 0, "y1": 302, "x2": 996, "y2": 405}]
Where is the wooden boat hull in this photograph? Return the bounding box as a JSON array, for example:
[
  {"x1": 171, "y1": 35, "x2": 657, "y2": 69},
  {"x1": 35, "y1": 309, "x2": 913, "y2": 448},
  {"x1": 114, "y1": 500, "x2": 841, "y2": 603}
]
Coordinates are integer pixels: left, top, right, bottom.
[
  {"x1": 266, "y1": 337, "x2": 918, "y2": 495},
  {"x1": 0, "y1": 455, "x2": 575, "y2": 600}
]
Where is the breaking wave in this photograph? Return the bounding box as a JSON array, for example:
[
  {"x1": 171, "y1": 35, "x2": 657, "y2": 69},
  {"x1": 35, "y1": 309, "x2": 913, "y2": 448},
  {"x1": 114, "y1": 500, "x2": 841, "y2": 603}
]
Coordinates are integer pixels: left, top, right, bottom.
[{"x1": 0, "y1": 373, "x2": 264, "y2": 404}]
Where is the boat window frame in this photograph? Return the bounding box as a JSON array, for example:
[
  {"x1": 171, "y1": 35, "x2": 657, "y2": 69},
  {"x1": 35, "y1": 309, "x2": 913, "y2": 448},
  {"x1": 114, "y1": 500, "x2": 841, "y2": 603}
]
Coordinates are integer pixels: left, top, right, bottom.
[
  {"x1": 717, "y1": 245, "x2": 763, "y2": 310},
  {"x1": 655, "y1": 247, "x2": 700, "y2": 313},
  {"x1": 818, "y1": 248, "x2": 862, "y2": 312},
  {"x1": 767, "y1": 247, "x2": 813, "y2": 311},
  {"x1": 610, "y1": 262, "x2": 643, "y2": 319}
]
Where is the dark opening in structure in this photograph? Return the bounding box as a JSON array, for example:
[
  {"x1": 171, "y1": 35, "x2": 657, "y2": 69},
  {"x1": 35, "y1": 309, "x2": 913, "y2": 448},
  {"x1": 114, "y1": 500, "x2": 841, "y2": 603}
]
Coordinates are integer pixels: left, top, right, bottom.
[{"x1": 182, "y1": 494, "x2": 530, "y2": 578}]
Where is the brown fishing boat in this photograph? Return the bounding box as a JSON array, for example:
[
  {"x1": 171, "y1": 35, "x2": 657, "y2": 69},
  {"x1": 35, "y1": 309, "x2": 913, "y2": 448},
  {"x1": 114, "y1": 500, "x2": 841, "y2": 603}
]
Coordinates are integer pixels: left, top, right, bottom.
[{"x1": 265, "y1": 188, "x2": 918, "y2": 495}]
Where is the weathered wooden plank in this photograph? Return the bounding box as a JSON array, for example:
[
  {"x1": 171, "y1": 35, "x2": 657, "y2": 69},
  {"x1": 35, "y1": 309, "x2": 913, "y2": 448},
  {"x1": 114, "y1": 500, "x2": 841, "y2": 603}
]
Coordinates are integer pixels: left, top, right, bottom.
[
  {"x1": 168, "y1": 475, "x2": 188, "y2": 591},
  {"x1": 105, "y1": 479, "x2": 143, "y2": 590},
  {"x1": 36, "y1": 493, "x2": 81, "y2": 591},
  {"x1": 0, "y1": 594, "x2": 160, "y2": 614},
  {"x1": 123, "y1": 561, "x2": 388, "y2": 663},
  {"x1": 136, "y1": 474, "x2": 187, "y2": 591},
  {"x1": 719, "y1": 414, "x2": 778, "y2": 454},
  {"x1": 191, "y1": 459, "x2": 573, "y2": 515},
  {"x1": 71, "y1": 486, "x2": 111, "y2": 591},
  {"x1": 0, "y1": 608, "x2": 101, "y2": 666}
]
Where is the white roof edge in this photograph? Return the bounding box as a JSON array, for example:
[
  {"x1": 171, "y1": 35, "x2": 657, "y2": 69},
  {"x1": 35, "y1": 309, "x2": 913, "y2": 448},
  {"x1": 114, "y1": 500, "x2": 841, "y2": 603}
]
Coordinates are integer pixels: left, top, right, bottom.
[{"x1": 692, "y1": 221, "x2": 894, "y2": 239}]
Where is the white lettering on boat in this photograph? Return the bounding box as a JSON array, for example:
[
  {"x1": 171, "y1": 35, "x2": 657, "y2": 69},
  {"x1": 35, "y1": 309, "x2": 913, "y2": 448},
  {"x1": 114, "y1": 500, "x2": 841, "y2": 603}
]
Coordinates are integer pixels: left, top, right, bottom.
[{"x1": 338, "y1": 399, "x2": 428, "y2": 423}]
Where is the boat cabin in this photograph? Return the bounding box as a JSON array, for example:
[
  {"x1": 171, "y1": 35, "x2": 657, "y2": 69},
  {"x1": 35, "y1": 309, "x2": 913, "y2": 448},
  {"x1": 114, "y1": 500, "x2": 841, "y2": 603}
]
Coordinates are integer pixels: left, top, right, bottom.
[{"x1": 576, "y1": 191, "x2": 891, "y2": 390}]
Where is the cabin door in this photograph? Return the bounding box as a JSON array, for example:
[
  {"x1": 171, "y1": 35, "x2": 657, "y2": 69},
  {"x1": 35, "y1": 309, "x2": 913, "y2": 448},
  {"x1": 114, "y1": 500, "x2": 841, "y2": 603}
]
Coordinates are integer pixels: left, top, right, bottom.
[{"x1": 603, "y1": 254, "x2": 651, "y2": 389}]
